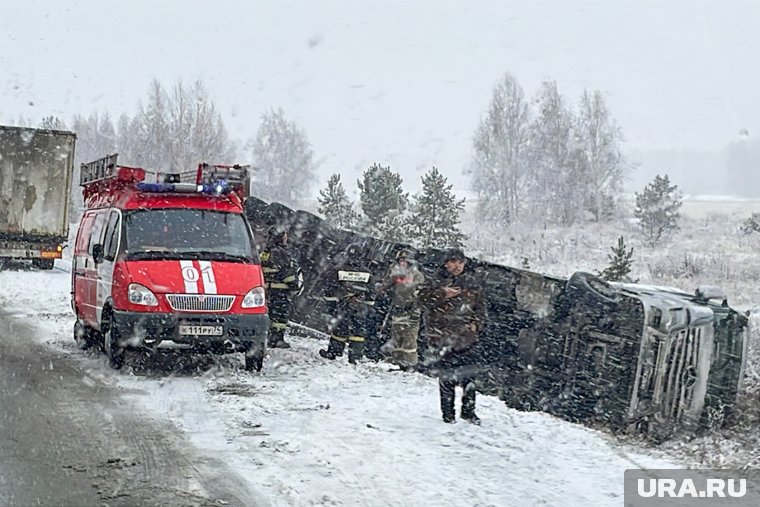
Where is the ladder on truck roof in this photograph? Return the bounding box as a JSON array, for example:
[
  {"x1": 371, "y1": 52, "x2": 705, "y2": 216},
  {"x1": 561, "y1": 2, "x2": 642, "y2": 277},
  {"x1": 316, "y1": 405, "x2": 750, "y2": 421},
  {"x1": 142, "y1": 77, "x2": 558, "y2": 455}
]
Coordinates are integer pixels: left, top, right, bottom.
[{"x1": 80, "y1": 154, "x2": 122, "y2": 185}]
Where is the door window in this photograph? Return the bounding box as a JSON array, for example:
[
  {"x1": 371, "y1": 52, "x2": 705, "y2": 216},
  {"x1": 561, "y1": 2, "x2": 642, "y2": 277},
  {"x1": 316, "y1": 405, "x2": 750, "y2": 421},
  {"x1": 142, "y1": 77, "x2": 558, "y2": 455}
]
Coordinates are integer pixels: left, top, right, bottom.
[{"x1": 102, "y1": 210, "x2": 121, "y2": 261}]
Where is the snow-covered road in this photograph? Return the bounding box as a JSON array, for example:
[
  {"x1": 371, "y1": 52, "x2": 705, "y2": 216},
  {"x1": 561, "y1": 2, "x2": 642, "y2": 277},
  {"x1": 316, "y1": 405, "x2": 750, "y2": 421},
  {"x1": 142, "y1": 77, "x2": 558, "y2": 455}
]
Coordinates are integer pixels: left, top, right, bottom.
[{"x1": 0, "y1": 266, "x2": 681, "y2": 506}]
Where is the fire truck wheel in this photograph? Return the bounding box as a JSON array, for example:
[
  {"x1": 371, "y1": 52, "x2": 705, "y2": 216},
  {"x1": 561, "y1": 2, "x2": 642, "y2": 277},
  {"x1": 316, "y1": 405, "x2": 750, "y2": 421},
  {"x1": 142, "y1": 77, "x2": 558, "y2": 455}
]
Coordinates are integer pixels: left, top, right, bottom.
[
  {"x1": 244, "y1": 351, "x2": 265, "y2": 372},
  {"x1": 73, "y1": 320, "x2": 99, "y2": 350},
  {"x1": 102, "y1": 313, "x2": 125, "y2": 370}
]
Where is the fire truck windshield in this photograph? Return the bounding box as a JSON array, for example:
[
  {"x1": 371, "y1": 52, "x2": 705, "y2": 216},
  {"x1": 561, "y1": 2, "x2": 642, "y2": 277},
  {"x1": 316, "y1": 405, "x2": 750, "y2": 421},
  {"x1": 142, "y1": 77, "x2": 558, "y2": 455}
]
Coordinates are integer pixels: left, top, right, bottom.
[{"x1": 124, "y1": 208, "x2": 257, "y2": 263}]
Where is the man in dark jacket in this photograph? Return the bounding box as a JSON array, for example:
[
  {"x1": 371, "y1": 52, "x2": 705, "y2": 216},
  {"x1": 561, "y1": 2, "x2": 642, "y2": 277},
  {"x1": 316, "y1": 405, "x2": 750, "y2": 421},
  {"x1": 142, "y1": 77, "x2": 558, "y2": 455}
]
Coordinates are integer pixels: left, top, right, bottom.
[
  {"x1": 260, "y1": 226, "x2": 302, "y2": 349},
  {"x1": 318, "y1": 243, "x2": 375, "y2": 364},
  {"x1": 419, "y1": 248, "x2": 487, "y2": 424}
]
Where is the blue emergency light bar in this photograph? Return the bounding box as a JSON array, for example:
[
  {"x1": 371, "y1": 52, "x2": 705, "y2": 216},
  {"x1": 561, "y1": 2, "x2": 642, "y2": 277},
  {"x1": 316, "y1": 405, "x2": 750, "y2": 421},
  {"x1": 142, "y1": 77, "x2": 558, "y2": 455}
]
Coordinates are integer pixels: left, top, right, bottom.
[{"x1": 136, "y1": 181, "x2": 233, "y2": 195}]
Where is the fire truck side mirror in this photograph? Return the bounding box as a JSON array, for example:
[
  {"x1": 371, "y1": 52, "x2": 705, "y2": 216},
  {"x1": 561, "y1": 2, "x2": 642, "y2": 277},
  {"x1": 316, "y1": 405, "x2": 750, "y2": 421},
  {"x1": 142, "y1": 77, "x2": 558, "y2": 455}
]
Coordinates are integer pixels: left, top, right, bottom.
[{"x1": 92, "y1": 243, "x2": 104, "y2": 264}]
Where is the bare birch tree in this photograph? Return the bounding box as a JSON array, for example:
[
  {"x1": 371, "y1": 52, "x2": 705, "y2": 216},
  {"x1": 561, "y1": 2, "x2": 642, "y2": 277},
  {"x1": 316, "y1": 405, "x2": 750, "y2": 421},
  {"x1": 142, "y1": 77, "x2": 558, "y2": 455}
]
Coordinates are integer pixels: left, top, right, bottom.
[
  {"x1": 575, "y1": 89, "x2": 627, "y2": 221},
  {"x1": 470, "y1": 72, "x2": 531, "y2": 226},
  {"x1": 248, "y1": 108, "x2": 317, "y2": 205}
]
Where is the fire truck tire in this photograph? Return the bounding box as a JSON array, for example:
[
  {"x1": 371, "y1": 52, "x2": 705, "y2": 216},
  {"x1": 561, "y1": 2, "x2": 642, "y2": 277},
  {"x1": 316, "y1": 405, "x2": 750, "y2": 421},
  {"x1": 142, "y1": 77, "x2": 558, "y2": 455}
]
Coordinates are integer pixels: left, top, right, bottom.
[
  {"x1": 102, "y1": 311, "x2": 125, "y2": 370},
  {"x1": 73, "y1": 320, "x2": 99, "y2": 350},
  {"x1": 244, "y1": 342, "x2": 266, "y2": 372},
  {"x1": 245, "y1": 354, "x2": 265, "y2": 372}
]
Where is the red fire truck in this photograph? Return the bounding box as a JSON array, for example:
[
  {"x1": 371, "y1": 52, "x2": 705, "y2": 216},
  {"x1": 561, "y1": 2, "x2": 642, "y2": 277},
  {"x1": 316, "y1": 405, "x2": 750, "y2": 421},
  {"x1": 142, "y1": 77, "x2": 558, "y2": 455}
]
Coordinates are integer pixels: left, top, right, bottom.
[{"x1": 71, "y1": 154, "x2": 269, "y2": 371}]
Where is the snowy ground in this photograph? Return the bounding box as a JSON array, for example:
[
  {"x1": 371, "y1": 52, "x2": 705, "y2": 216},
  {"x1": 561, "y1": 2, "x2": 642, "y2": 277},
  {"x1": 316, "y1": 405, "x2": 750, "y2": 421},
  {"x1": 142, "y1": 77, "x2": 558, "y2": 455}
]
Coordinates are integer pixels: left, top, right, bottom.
[{"x1": 0, "y1": 264, "x2": 684, "y2": 506}]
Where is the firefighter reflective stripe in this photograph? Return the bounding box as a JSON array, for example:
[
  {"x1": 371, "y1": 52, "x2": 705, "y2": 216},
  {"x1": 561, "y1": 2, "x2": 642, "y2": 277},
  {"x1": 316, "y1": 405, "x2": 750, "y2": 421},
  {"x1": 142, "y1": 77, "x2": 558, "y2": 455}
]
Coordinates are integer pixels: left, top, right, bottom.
[
  {"x1": 331, "y1": 335, "x2": 347, "y2": 342},
  {"x1": 266, "y1": 282, "x2": 290, "y2": 289},
  {"x1": 391, "y1": 314, "x2": 417, "y2": 324},
  {"x1": 262, "y1": 267, "x2": 279, "y2": 274},
  {"x1": 180, "y1": 260, "x2": 199, "y2": 293},
  {"x1": 338, "y1": 270, "x2": 370, "y2": 282},
  {"x1": 282, "y1": 274, "x2": 297, "y2": 283},
  {"x1": 323, "y1": 296, "x2": 340, "y2": 302},
  {"x1": 346, "y1": 336, "x2": 365, "y2": 343},
  {"x1": 271, "y1": 322, "x2": 288, "y2": 330}
]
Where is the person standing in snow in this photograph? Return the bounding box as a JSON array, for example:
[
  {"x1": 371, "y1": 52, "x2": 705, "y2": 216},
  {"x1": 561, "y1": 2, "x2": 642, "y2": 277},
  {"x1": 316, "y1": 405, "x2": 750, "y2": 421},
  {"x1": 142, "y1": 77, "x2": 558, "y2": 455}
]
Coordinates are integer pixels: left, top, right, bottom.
[
  {"x1": 318, "y1": 242, "x2": 376, "y2": 364},
  {"x1": 260, "y1": 226, "x2": 302, "y2": 349},
  {"x1": 378, "y1": 249, "x2": 425, "y2": 370},
  {"x1": 419, "y1": 248, "x2": 487, "y2": 424}
]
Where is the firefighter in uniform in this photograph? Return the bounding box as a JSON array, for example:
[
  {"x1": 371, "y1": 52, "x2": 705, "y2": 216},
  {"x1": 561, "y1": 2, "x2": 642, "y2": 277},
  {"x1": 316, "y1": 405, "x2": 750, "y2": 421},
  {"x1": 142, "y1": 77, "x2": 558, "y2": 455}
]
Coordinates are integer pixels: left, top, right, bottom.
[
  {"x1": 318, "y1": 243, "x2": 375, "y2": 364},
  {"x1": 378, "y1": 249, "x2": 425, "y2": 370},
  {"x1": 260, "y1": 226, "x2": 302, "y2": 349}
]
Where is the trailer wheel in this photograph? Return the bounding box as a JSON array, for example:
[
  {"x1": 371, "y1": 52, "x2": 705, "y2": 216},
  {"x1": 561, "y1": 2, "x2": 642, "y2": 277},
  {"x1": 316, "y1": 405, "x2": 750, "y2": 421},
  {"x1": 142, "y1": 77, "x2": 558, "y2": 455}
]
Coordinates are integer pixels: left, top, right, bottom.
[{"x1": 32, "y1": 259, "x2": 55, "y2": 270}]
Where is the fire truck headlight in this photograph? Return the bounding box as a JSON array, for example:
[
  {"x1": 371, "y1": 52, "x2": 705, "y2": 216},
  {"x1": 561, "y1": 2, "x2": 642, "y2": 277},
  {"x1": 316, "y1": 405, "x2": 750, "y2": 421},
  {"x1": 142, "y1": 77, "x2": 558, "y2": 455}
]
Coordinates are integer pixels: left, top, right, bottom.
[
  {"x1": 128, "y1": 283, "x2": 159, "y2": 306},
  {"x1": 241, "y1": 286, "x2": 266, "y2": 308}
]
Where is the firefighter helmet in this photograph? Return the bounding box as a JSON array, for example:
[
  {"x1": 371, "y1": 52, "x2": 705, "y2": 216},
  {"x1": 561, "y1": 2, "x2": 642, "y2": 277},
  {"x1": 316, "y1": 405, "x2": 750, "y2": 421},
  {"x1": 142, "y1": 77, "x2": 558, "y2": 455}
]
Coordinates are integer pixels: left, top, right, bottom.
[
  {"x1": 268, "y1": 225, "x2": 288, "y2": 245},
  {"x1": 395, "y1": 249, "x2": 413, "y2": 261},
  {"x1": 345, "y1": 242, "x2": 363, "y2": 257}
]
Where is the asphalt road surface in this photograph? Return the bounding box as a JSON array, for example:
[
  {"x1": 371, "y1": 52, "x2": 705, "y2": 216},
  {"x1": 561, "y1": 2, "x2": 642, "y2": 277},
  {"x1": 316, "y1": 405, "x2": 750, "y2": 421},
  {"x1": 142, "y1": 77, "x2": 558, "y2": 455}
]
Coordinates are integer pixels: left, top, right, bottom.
[{"x1": 0, "y1": 310, "x2": 262, "y2": 507}]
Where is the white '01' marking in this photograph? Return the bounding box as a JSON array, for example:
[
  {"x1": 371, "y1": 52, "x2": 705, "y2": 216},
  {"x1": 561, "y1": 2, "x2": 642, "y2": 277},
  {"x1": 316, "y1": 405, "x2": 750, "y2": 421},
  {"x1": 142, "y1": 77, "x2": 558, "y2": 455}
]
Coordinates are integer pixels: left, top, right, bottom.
[
  {"x1": 198, "y1": 260, "x2": 218, "y2": 294},
  {"x1": 180, "y1": 260, "x2": 199, "y2": 293}
]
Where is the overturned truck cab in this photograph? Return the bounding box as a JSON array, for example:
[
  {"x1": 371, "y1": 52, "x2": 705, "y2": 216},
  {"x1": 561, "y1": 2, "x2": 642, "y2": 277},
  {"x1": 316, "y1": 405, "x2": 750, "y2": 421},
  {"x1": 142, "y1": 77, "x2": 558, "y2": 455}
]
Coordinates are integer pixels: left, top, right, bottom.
[{"x1": 509, "y1": 275, "x2": 751, "y2": 438}]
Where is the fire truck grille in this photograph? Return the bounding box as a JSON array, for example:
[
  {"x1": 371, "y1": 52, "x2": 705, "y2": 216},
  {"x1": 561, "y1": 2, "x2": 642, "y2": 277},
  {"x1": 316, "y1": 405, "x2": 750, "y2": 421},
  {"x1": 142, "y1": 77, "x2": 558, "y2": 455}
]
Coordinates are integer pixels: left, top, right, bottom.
[{"x1": 166, "y1": 294, "x2": 235, "y2": 312}]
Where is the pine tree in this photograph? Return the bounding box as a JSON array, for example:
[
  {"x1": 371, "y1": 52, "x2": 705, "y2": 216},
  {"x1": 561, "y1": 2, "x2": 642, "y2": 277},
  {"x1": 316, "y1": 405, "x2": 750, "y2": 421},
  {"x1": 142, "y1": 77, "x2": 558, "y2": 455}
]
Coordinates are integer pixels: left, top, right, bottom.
[
  {"x1": 317, "y1": 174, "x2": 358, "y2": 230},
  {"x1": 357, "y1": 163, "x2": 409, "y2": 241},
  {"x1": 407, "y1": 167, "x2": 466, "y2": 249},
  {"x1": 598, "y1": 236, "x2": 634, "y2": 281},
  {"x1": 740, "y1": 212, "x2": 760, "y2": 235},
  {"x1": 634, "y1": 174, "x2": 683, "y2": 246}
]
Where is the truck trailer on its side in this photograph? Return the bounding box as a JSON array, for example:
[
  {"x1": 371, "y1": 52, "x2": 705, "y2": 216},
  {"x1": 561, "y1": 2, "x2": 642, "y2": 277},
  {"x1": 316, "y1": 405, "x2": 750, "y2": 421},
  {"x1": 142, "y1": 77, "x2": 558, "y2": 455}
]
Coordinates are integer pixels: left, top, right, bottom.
[{"x1": 0, "y1": 125, "x2": 76, "y2": 269}]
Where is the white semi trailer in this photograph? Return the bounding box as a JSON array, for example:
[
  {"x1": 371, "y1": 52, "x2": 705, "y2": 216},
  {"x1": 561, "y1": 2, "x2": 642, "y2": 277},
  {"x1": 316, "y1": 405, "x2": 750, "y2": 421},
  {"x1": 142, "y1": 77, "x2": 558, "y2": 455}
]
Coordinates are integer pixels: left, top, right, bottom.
[{"x1": 0, "y1": 125, "x2": 76, "y2": 269}]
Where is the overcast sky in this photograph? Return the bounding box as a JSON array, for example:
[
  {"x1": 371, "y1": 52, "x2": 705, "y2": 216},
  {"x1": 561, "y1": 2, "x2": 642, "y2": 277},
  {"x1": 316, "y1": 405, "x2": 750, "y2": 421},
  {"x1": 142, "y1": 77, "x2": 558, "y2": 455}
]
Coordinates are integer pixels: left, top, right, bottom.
[{"x1": 2, "y1": 0, "x2": 758, "y2": 193}]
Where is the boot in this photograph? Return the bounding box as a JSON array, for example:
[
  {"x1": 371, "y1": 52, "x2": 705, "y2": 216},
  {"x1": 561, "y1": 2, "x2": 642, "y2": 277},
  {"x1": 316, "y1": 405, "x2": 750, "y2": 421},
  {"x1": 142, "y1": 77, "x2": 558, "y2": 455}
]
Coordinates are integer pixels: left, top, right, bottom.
[
  {"x1": 318, "y1": 349, "x2": 336, "y2": 360},
  {"x1": 439, "y1": 379, "x2": 456, "y2": 423},
  {"x1": 319, "y1": 338, "x2": 345, "y2": 360},
  {"x1": 461, "y1": 382, "x2": 480, "y2": 425},
  {"x1": 347, "y1": 340, "x2": 365, "y2": 364},
  {"x1": 268, "y1": 329, "x2": 291, "y2": 349},
  {"x1": 270, "y1": 339, "x2": 291, "y2": 349}
]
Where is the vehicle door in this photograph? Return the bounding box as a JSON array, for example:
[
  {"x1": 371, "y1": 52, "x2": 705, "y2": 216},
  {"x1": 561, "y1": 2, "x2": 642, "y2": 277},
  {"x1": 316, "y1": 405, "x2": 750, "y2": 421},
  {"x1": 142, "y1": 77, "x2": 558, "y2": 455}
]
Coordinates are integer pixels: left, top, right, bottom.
[
  {"x1": 72, "y1": 211, "x2": 97, "y2": 324},
  {"x1": 83, "y1": 210, "x2": 107, "y2": 327},
  {"x1": 94, "y1": 209, "x2": 121, "y2": 328}
]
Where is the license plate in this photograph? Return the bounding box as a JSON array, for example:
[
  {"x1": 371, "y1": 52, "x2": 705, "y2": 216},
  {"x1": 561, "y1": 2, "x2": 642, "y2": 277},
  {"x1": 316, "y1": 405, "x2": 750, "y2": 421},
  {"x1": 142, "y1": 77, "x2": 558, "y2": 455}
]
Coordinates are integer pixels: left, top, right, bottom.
[{"x1": 178, "y1": 325, "x2": 223, "y2": 336}]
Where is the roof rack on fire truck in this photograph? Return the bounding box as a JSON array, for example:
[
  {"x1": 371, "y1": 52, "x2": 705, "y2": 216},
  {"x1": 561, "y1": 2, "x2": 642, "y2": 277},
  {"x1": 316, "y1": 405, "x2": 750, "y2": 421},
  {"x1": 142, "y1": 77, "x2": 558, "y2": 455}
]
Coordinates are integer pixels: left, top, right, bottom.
[{"x1": 80, "y1": 154, "x2": 251, "y2": 199}]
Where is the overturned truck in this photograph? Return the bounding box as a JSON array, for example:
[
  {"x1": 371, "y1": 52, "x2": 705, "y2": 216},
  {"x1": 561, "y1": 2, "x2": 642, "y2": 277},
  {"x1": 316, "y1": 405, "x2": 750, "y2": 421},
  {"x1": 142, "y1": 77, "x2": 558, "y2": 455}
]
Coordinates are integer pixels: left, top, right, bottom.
[{"x1": 245, "y1": 196, "x2": 750, "y2": 436}]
